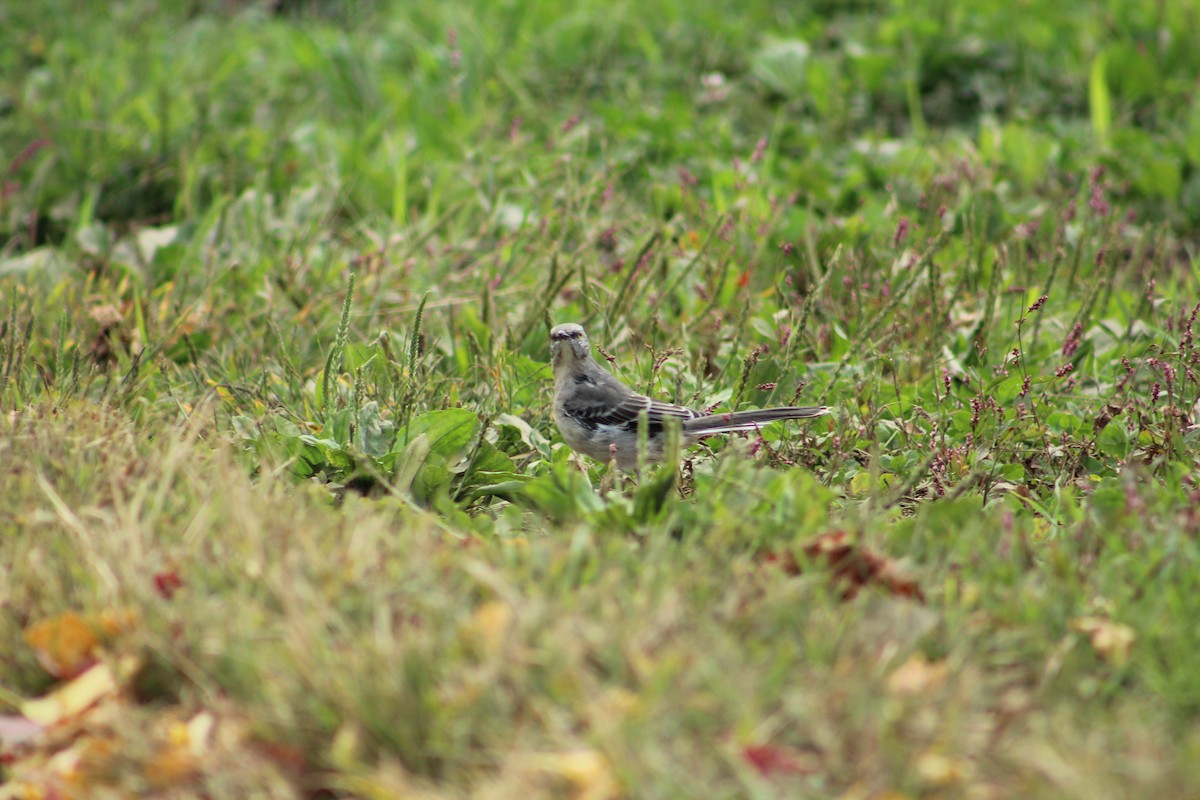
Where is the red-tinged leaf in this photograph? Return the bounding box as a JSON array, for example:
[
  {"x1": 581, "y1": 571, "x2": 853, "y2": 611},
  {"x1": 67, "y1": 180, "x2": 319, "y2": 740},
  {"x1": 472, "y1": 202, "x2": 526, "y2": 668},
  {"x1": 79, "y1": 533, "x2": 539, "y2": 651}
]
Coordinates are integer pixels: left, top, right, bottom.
[
  {"x1": 154, "y1": 569, "x2": 185, "y2": 600},
  {"x1": 759, "y1": 550, "x2": 801, "y2": 576},
  {"x1": 254, "y1": 738, "x2": 311, "y2": 774},
  {"x1": 742, "y1": 743, "x2": 815, "y2": 777}
]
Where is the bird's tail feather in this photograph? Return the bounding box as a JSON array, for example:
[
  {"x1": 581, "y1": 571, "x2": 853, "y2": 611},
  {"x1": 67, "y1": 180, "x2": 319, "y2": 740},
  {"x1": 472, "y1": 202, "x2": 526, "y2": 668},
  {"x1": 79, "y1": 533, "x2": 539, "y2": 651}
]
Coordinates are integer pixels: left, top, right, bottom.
[{"x1": 682, "y1": 406, "x2": 829, "y2": 435}]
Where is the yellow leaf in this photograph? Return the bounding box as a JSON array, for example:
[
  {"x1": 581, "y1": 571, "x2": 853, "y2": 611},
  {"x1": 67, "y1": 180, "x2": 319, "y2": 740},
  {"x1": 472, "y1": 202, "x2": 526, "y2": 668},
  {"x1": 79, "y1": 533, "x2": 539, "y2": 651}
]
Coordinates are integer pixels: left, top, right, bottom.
[
  {"x1": 887, "y1": 654, "x2": 948, "y2": 697},
  {"x1": 526, "y1": 750, "x2": 618, "y2": 800},
  {"x1": 144, "y1": 745, "x2": 197, "y2": 788},
  {"x1": 96, "y1": 608, "x2": 138, "y2": 638},
  {"x1": 21, "y1": 663, "x2": 118, "y2": 726},
  {"x1": 463, "y1": 601, "x2": 513, "y2": 656},
  {"x1": 185, "y1": 711, "x2": 215, "y2": 757},
  {"x1": 916, "y1": 751, "x2": 964, "y2": 786}
]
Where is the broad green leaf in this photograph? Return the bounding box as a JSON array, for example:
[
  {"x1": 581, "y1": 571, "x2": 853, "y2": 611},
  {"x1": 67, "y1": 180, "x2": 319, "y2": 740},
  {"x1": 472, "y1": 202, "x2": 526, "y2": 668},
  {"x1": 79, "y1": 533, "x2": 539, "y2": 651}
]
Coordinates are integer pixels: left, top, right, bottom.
[
  {"x1": 356, "y1": 401, "x2": 395, "y2": 457},
  {"x1": 394, "y1": 434, "x2": 431, "y2": 494},
  {"x1": 493, "y1": 413, "x2": 551, "y2": 458},
  {"x1": 398, "y1": 408, "x2": 478, "y2": 458},
  {"x1": 751, "y1": 39, "x2": 811, "y2": 99},
  {"x1": 516, "y1": 463, "x2": 604, "y2": 523},
  {"x1": 462, "y1": 441, "x2": 518, "y2": 487}
]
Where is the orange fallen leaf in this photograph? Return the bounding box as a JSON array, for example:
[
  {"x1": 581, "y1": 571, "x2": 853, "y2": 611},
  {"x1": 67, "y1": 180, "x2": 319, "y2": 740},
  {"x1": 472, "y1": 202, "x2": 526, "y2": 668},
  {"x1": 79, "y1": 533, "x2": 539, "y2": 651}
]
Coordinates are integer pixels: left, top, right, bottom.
[
  {"x1": 144, "y1": 744, "x2": 198, "y2": 788},
  {"x1": 95, "y1": 608, "x2": 138, "y2": 638},
  {"x1": 23, "y1": 613, "x2": 100, "y2": 680}
]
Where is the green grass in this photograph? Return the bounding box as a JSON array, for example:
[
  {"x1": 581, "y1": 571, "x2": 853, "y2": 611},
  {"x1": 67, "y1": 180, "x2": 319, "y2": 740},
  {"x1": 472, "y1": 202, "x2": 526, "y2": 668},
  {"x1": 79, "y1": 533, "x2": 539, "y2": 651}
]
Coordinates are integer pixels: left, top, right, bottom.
[{"x1": 2, "y1": 0, "x2": 1200, "y2": 796}]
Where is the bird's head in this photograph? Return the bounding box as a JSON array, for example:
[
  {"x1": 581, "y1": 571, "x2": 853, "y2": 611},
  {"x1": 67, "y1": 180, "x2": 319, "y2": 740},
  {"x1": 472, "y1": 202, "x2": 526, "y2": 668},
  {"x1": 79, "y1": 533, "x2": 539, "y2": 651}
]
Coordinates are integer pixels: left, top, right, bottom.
[{"x1": 549, "y1": 322, "x2": 592, "y2": 374}]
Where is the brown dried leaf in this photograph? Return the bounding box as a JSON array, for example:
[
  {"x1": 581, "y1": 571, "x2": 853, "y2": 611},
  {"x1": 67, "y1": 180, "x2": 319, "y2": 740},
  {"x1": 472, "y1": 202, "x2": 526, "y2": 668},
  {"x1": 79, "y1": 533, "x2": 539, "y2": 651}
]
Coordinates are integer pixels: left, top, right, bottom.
[
  {"x1": 1092, "y1": 402, "x2": 1123, "y2": 435},
  {"x1": 763, "y1": 530, "x2": 925, "y2": 602},
  {"x1": 87, "y1": 303, "x2": 124, "y2": 328}
]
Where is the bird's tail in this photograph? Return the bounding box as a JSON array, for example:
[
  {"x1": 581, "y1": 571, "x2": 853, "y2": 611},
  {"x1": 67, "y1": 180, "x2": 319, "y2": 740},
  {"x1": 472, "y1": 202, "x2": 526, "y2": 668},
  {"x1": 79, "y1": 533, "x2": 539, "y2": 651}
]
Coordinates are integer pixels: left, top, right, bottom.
[{"x1": 682, "y1": 406, "x2": 829, "y2": 435}]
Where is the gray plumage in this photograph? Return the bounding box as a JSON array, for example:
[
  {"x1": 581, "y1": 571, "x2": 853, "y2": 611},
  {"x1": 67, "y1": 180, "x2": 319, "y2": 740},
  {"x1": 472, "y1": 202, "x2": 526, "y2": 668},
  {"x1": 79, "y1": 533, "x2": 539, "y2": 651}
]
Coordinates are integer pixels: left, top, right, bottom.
[{"x1": 549, "y1": 322, "x2": 828, "y2": 470}]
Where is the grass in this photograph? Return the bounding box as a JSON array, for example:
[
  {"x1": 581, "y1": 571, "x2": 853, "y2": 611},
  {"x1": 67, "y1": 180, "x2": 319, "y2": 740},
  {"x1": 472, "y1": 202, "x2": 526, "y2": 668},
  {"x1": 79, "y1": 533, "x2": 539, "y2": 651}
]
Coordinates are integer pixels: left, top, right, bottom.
[{"x1": 2, "y1": 0, "x2": 1200, "y2": 796}]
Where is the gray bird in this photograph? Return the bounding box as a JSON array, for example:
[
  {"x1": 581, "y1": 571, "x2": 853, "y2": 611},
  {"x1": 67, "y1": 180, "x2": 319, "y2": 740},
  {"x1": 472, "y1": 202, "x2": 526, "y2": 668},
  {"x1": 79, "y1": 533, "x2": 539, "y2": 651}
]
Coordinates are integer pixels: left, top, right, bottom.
[{"x1": 550, "y1": 322, "x2": 828, "y2": 470}]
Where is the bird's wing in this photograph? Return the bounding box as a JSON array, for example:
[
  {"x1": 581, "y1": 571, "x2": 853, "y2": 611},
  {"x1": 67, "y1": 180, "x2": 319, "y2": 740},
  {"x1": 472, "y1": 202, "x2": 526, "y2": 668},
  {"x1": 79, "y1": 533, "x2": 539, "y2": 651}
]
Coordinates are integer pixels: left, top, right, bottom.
[{"x1": 561, "y1": 377, "x2": 704, "y2": 431}]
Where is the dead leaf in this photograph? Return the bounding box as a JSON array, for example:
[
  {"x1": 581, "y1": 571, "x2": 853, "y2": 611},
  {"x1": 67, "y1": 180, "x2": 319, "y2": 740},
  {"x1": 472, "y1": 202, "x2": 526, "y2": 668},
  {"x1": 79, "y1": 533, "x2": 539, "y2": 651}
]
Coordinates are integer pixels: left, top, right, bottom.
[
  {"x1": 87, "y1": 302, "x2": 133, "y2": 366},
  {"x1": 23, "y1": 610, "x2": 138, "y2": 680},
  {"x1": 144, "y1": 743, "x2": 198, "y2": 788},
  {"x1": 916, "y1": 751, "x2": 966, "y2": 786},
  {"x1": 23, "y1": 613, "x2": 101, "y2": 679},
  {"x1": 763, "y1": 530, "x2": 925, "y2": 602},
  {"x1": 88, "y1": 303, "x2": 124, "y2": 328},
  {"x1": 21, "y1": 663, "x2": 119, "y2": 726},
  {"x1": 524, "y1": 750, "x2": 618, "y2": 800},
  {"x1": 1071, "y1": 616, "x2": 1135, "y2": 666},
  {"x1": 1092, "y1": 402, "x2": 1123, "y2": 435},
  {"x1": 887, "y1": 654, "x2": 949, "y2": 697},
  {"x1": 95, "y1": 608, "x2": 138, "y2": 638},
  {"x1": 462, "y1": 601, "x2": 514, "y2": 657},
  {"x1": 741, "y1": 742, "x2": 818, "y2": 777},
  {"x1": 154, "y1": 569, "x2": 185, "y2": 599}
]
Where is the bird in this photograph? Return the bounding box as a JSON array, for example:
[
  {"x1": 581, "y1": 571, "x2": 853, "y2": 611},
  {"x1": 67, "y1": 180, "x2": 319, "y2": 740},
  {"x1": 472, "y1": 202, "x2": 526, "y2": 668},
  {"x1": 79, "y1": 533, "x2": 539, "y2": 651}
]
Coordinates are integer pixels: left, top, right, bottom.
[{"x1": 549, "y1": 322, "x2": 829, "y2": 470}]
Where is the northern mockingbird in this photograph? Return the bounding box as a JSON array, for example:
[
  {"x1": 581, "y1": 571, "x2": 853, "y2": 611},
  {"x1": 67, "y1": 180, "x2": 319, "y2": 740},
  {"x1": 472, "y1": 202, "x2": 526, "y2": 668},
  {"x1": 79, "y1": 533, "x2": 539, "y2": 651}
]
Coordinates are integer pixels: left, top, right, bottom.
[{"x1": 550, "y1": 322, "x2": 828, "y2": 470}]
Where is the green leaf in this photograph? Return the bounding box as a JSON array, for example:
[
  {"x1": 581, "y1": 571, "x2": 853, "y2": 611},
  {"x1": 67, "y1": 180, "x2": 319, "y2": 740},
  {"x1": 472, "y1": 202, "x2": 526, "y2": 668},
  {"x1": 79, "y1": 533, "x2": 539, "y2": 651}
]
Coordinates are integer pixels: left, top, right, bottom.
[
  {"x1": 751, "y1": 39, "x2": 811, "y2": 99},
  {"x1": 1097, "y1": 424, "x2": 1130, "y2": 459},
  {"x1": 399, "y1": 408, "x2": 479, "y2": 458},
  {"x1": 392, "y1": 408, "x2": 481, "y2": 503},
  {"x1": 462, "y1": 441, "x2": 518, "y2": 486},
  {"x1": 326, "y1": 408, "x2": 353, "y2": 446},
  {"x1": 493, "y1": 413, "x2": 551, "y2": 458},
  {"x1": 394, "y1": 434, "x2": 431, "y2": 495},
  {"x1": 516, "y1": 462, "x2": 604, "y2": 524},
  {"x1": 632, "y1": 462, "x2": 677, "y2": 524},
  {"x1": 356, "y1": 401, "x2": 395, "y2": 457}
]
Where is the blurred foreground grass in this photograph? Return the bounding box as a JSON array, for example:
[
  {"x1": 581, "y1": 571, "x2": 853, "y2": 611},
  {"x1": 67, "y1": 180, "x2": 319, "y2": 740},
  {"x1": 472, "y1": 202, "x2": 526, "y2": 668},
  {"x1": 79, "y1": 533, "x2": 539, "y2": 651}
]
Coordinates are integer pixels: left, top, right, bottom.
[{"x1": 2, "y1": 1, "x2": 1200, "y2": 796}]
